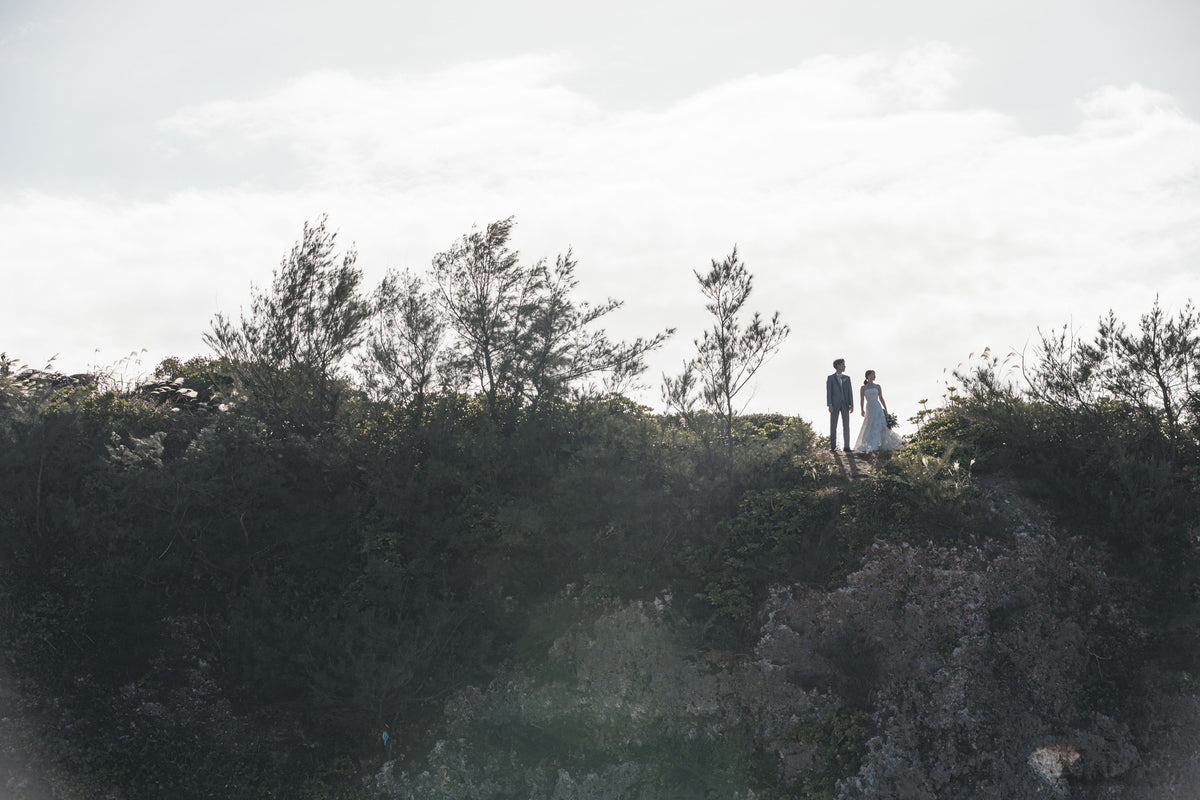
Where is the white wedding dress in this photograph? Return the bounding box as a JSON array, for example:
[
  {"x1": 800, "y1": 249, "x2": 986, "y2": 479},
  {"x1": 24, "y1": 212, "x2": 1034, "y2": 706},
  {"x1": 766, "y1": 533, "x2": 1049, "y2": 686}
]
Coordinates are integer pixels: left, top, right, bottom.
[{"x1": 855, "y1": 386, "x2": 903, "y2": 452}]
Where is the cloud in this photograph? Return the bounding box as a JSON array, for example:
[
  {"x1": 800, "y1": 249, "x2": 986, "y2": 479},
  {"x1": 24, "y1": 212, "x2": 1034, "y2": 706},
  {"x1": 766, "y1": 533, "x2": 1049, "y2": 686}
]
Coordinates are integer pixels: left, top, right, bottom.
[
  {"x1": 157, "y1": 54, "x2": 597, "y2": 189},
  {"x1": 4, "y1": 45, "x2": 1199, "y2": 432},
  {"x1": 153, "y1": 45, "x2": 973, "y2": 196},
  {"x1": 1077, "y1": 83, "x2": 1186, "y2": 127}
]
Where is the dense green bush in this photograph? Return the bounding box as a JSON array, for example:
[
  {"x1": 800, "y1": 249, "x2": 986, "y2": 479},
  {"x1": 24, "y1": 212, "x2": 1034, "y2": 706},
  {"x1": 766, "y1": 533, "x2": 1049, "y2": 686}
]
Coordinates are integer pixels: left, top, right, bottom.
[
  {"x1": 0, "y1": 361, "x2": 799, "y2": 794},
  {"x1": 684, "y1": 485, "x2": 842, "y2": 640},
  {"x1": 911, "y1": 346, "x2": 1200, "y2": 603}
]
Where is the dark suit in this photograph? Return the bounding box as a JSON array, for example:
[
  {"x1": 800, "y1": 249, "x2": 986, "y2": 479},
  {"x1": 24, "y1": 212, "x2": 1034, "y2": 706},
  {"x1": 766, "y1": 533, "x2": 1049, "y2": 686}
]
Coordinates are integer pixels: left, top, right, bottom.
[{"x1": 827, "y1": 372, "x2": 853, "y2": 450}]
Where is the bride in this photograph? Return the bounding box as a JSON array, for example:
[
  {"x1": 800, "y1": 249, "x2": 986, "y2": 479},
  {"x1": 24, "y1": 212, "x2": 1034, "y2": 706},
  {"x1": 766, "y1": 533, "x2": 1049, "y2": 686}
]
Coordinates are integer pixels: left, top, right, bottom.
[{"x1": 855, "y1": 370, "x2": 903, "y2": 453}]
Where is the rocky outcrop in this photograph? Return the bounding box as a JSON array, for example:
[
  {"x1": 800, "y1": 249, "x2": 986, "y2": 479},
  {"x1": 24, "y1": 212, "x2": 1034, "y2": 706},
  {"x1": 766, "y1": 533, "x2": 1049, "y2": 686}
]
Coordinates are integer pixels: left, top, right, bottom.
[{"x1": 758, "y1": 534, "x2": 1139, "y2": 798}]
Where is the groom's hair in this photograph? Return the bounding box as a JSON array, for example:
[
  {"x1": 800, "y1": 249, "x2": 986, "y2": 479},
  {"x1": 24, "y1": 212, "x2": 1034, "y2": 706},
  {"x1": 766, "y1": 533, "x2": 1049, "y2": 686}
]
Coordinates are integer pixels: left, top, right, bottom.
[{"x1": 832, "y1": 358, "x2": 845, "y2": 369}]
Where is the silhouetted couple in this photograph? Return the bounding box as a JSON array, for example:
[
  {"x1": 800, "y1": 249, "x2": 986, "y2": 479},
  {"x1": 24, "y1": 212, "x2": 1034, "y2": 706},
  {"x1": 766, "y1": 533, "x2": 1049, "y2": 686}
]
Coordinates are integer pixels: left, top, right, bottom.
[{"x1": 827, "y1": 358, "x2": 902, "y2": 453}]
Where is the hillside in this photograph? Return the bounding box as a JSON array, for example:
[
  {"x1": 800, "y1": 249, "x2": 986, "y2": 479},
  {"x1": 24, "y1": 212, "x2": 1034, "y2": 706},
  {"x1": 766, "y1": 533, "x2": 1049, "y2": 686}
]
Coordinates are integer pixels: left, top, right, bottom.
[
  {"x1": 3, "y1": 298, "x2": 1200, "y2": 797},
  {"x1": 1, "y1": 403, "x2": 1197, "y2": 798},
  {"x1": 369, "y1": 461, "x2": 1200, "y2": 799}
]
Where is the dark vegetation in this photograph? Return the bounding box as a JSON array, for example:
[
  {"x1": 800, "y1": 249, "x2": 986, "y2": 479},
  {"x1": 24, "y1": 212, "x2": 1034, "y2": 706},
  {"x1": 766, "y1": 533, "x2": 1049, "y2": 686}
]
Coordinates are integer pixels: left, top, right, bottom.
[
  {"x1": 1, "y1": 217, "x2": 1197, "y2": 798},
  {"x1": 910, "y1": 301, "x2": 1200, "y2": 607}
]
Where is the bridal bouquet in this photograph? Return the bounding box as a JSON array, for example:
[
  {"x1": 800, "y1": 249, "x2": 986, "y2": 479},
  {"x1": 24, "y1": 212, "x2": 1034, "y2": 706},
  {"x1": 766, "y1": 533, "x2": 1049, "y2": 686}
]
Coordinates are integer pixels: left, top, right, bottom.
[{"x1": 886, "y1": 412, "x2": 898, "y2": 430}]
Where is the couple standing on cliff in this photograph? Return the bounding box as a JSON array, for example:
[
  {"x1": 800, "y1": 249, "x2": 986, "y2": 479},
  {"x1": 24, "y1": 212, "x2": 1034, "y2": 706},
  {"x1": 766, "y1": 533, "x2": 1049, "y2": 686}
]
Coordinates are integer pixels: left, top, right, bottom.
[{"x1": 826, "y1": 358, "x2": 903, "y2": 454}]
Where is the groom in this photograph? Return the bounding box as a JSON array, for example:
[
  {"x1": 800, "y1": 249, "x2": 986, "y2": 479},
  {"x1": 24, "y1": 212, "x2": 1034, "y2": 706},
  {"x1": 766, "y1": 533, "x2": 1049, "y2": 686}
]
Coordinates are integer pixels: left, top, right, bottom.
[{"x1": 826, "y1": 358, "x2": 853, "y2": 453}]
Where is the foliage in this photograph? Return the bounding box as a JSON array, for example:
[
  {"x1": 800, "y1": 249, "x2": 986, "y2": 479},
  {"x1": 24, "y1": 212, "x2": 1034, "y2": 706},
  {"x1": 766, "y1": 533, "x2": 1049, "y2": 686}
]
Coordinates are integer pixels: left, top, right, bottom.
[
  {"x1": 664, "y1": 247, "x2": 789, "y2": 472},
  {"x1": 6, "y1": 260, "x2": 1200, "y2": 799},
  {"x1": 430, "y1": 217, "x2": 673, "y2": 427},
  {"x1": 357, "y1": 268, "x2": 445, "y2": 413},
  {"x1": 149, "y1": 354, "x2": 236, "y2": 412},
  {"x1": 374, "y1": 601, "x2": 770, "y2": 800},
  {"x1": 0, "y1": 346, "x2": 812, "y2": 796},
  {"x1": 789, "y1": 709, "x2": 872, "y2": 797},
  {"x1": 911, "y1": 319, "x2": 1200, "y2": 596},
  {"x1": 205, "y1": 215, "x2": 371, "y2": 432},
  {"x1": 1022, "y1": 298, "x2": 1200, "y2": 463},
  {"x1": 838, "y1": 449, "x2": 988, "y2": 546},
  {"x1": 685, "y1": 486, "x2": 842, "y2": 640}
]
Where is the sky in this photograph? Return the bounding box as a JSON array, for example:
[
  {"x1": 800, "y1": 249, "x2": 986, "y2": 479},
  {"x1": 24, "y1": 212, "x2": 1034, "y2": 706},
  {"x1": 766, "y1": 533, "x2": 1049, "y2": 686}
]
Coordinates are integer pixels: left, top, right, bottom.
[{"x1": 3, "y1": 0, "x2": 1199, "y2": 434}]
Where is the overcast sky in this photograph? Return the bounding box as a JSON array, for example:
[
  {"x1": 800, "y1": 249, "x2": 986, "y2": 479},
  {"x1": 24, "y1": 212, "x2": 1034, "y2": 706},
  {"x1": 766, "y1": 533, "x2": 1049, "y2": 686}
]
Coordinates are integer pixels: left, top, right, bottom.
[{"x1": 3, "y1": 0, "x2": 1198, "y2": 432}]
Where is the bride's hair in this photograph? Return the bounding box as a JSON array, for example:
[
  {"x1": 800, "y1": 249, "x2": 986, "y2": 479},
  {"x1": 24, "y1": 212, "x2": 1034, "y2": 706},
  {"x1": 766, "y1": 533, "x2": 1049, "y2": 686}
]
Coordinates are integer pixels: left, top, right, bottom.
[{"x1": 863, "y1": 370, "x2": 875, "y2": 383}]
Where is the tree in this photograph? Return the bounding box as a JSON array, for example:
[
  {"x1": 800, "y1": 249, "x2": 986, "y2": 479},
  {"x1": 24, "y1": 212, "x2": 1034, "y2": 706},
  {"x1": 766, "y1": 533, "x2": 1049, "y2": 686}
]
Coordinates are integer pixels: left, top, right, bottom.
[
  {"x1": 1082, "y1": 299, "x2": 1199, "y2": 462},
  {"x1": 204, "y1": 215, "x2": 370, "y2": 432},
  {"x1": 431, "y1": 217, "x2": 537, "y2": 425},
  {"x1": 357, "y1": 268, "x2": 445, "y2": 419},
  {"x1": 522, "y1": 248, "x2": 674, "y2": 410},
  {"x1": 432, "y1": 217, "x2": 672, "y2": 425},
  {"x1": 664, "y1": 247, "x2": 789, "y2": 468},
  {"x1": 1021, "y1": 298, "x2": 1199, "y2": 462}
]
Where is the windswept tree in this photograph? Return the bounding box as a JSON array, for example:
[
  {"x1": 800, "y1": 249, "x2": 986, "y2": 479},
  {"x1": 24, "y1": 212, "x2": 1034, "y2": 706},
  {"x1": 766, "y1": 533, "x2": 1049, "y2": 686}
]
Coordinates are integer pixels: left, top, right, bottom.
[
  {"x1": 665, "y1": 247, "x2": 790, "y2": 467},
  {"x1": 357, "y1": 268, "x2": 444, "y2": 418},
  {"x1": 1084, "y1": 299, "x2": 1199, "y2": 462},
  {"x1": 1024, "y1": 297, "x2": 1200, "y2": 462},
  {"x1": 431, "y1": 217, "x2": 537, "y2": 425},
  {"x1": 432, "y1": 216, "x2": 672, "y2": 425},
  {"x1": 205, "y1": 215, "x2": 370, "y2": 432},
  {"x1": 523, "y1": 248, "x2": 674, "y2": 409}
]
